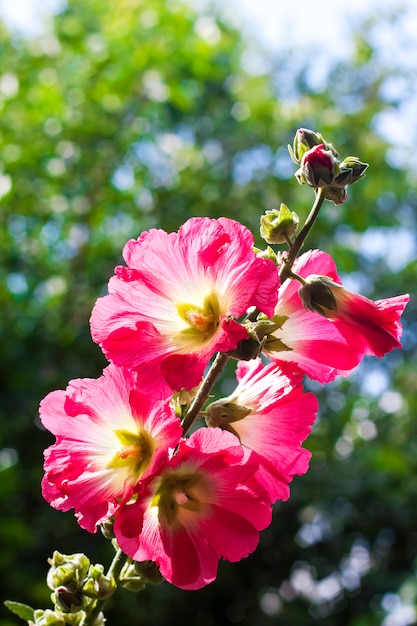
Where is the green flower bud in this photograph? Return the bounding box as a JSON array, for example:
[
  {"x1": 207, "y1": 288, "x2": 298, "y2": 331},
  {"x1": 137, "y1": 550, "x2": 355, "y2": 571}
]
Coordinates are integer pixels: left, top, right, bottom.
[
  {"x1": 254, "y1": 245, "x2": 279, "y2": 265},
  {"x1": 82, "y1": 564, "x2": 116, "y2": 600},
  {"x1": 47, "y1": 552, "x2": 90, "y2": 591},
  {"x1": 133, "y1": 560, "x2": 164, "y2": 585},
  {"x1": 120, "y1": 579, "x2": 147, "y2": 593},
  {"x1": 289, "y1": 128, "x2": 340, "y2": 165},
  {"x1": 334, "y1": 156, "x2": 368, "y2": 186},
  {"x1": 52, "y1": 586, "x2": 85, "y2": 614},
  {"x1": 119, "y1": 562, "x2": 147, "y2": 593},
  {"x1": 32, "y1": 609, "x2": 66, "y2": 626},
  {"x1": 324, "y1": 185, "x2": 348, "y2": 205},
  {"x1": 205, "y1": 400, "x2": 252, "y2": 430},
  {"x1": 100, "y1": 518, "x2": 116, "y2": 540},
  {"x1": 289, "y1": 128, "x2": 325, "y2": 164},
  {"x1": 260, "y1": 204, "x2": 299, "y2": 244},
  {"x1": 298, "y1": 275, "x2": 338, "y2": 317},
  {"x1": 58, "y1": 612, "x2": 88, "y2": 626}
]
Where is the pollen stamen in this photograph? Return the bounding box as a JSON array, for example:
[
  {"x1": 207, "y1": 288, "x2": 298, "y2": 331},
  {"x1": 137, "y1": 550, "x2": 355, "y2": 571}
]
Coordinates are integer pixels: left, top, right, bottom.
[
  {"x1": 176, "y1": 293, "x2": 221, "y2": 345},
  {"x1": 107, "y1": 428, "x2": 154, "y2": 479}
]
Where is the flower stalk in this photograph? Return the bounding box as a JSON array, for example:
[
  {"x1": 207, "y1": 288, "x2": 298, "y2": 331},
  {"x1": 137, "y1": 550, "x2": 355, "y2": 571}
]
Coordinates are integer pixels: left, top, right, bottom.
[
  {"x1": 84, "y1": 549, "x2": 128, "y2": 626},
  {"x1": 279, "y1": 187, "x2": 327, "y2": 282},
  {"x1": 181, "y1": 352, "x2": 230, "y2": 436}
]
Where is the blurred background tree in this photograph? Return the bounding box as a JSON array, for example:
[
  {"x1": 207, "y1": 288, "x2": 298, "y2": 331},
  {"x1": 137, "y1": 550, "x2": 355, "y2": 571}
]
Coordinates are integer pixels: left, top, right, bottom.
[{"x1": 0, "y1": 0, "x2": 416, "y2": 624}]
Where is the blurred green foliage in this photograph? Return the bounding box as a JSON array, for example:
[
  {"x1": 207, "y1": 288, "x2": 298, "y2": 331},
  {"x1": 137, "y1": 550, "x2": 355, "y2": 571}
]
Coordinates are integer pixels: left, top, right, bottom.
[{"x1": 0, "y1": 1, "x2": 416, "y2": 625}]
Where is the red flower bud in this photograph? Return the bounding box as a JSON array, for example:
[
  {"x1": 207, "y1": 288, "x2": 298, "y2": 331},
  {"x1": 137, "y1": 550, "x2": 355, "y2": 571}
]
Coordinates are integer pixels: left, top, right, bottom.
[{"x1": 295, "y1": 144, "x2": 339, "y2": 188}]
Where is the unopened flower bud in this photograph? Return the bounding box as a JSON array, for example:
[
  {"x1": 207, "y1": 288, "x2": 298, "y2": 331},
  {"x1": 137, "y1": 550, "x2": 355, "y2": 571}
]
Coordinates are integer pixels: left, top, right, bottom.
[
  {"x1": 119, "y1": 562, "x2": 147, "y2": 593},
  {"x1": 289, "y1": 128, "x2": 326, "y2": 164},
  {"x1": 100, "y1": 518, "x2": 116, "y2": 540},
  {"x1": 205, "y1": 400, "x2": 252, "y2": 429},
  {"x1": 324, "y1": 185, "x2": 348, "y2": 205},
  {"x1": 82, "y1": 564, "x2": 116, "y2": 600},
  {"x1": 298, "y1": 275, "x2": 339, "y2": 317},
  {"x1": 53, "y1": 586, "x2": 85, "y2": 614},
  {"x1": 334, "y1": 156, "x2": 368, "y2": 186},
  {"x1": 260, "y1": 204, "x2": 299, "y2": 244},
  {"x1": 226, "y1": 318, "x2": 283, "y2": 361},
  {"x1": 295, "y1": 144, "x2": 340, "y2": 188},
  {"x1": 121, "y1": 579, "x2": 147, "y2": 593},
  {"x1": 255, "y1": 245, "x2": 279, "y2": 265},
  {"x1": 47, "y1": 552, "x2": 90, "y2": 590},
  {"x1": 134, "y1": 560, "x2": 164, "y2": 585},
  {"x1": 32, "y1": 609, "x2": 66, "y2": 626},
  {"x1": 57, "y1": 612, "x2": 87, "y2": 626}
]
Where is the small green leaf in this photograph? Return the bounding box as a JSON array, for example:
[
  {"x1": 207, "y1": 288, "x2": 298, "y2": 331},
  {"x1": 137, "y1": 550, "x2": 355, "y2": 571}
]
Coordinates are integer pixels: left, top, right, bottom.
[{"x1": 4, "y1": 600, "x2": 35, "y2": 621}]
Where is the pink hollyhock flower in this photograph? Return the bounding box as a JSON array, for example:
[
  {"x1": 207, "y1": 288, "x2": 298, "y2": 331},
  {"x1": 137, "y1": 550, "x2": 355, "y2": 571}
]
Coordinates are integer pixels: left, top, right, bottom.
[
  {"x1": 114, "y1": 427, "x2": 272, "y2": 590},
  {"x1": 298, "y1": 272, "x2": 409, "y2": 358},
  {"x1": 40, "y1": 364, "x2": 182, "y2": 533},
  {"x1": 90, "y1": 217, "x2": 279, "y2": 391},
  {"x1": 205, "y1": 358, "x2": 318, "y2": 503},
  {"x1": 264, "y1": 250, "x2": 408, "y2": 382}
]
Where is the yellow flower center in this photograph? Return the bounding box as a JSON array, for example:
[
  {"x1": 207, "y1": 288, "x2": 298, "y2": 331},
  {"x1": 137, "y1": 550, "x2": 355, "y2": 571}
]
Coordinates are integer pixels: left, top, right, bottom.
[
  {"x1": 176, "y1": 293, "x2": 221, "y2": 346},
  {"x1": 107, "y1": 428, "x2": 154, "y2": 480},
  {"x1": 152, "y1": 469, "x2": 212, "y2": 529}
]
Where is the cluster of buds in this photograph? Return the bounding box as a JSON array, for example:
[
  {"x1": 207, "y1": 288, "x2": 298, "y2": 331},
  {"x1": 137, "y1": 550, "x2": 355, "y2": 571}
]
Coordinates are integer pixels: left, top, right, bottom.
[
  {"x1": 21, "y1": 551, "x2": 164, "y2": 625},
  {"x1": 289, "y1": 128, "x2": 368, "y2": 203},
  {"x1": 24, "y1": 551, "x2": 117, "y2": 625}
]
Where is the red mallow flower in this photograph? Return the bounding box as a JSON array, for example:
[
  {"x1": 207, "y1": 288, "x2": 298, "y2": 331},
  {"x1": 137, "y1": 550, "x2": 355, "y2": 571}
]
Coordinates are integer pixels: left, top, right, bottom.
[
  {"x1": 90, "y1": 217, "x2": 279, "y2": 391},
  {"x1": 265, "y1": 250, "x2": 408, "y2": 382},
  {"x1": 114, "y1": 428, "x2": 272, "y2": 590},
  {"x1": 205, "y1": 358, "x2": 318, "y2": 503},
  {"x1": 40, "y1": 364, "x2": 182, "y2": 532}
]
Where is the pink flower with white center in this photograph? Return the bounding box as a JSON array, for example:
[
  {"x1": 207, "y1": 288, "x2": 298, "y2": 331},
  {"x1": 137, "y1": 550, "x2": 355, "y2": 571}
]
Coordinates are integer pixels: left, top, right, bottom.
[
  {"x1": 205, "y1": 358, "x2": 318, "y2": 503},
  {"x1": 114, "y1": 427, "x2": 272, "y2": 590},
  {"x1": 264, "y1": 250, "x2": 409, "y2": 382},
  {"x1": 90, "y1": 217, "x2": 279, "y2": 391},
  {"x1": 40, "y1": 364, "x2": 182, "y2": 533}
]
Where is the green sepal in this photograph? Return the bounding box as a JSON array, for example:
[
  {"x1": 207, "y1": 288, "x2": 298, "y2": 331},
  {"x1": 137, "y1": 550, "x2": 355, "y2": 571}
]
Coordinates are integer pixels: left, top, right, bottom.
[
  {"x1": 255, "y1": 245, "x2": 279, "y2": 265},
  {"x1": 206, "y1": 401, "x2": 252, "y2": 426},
  {"x1": 119, "y1": 578, "x2": 147, "y2": 593},
  {"x1": 133, "y1": 561, "x2": 164, "y2": 585},
  {"x1": 270, "y1": 314, "x2": 289, "y2": 329},
  {"x1": 264, "y1": 336, "x2": 292, "y2": 353},
  {"x1": 289, "y1": 128, "x2": 326, "y2": 164},
  {"x1": 82, "y1": 564, "x2": 116, "y2": 600}
]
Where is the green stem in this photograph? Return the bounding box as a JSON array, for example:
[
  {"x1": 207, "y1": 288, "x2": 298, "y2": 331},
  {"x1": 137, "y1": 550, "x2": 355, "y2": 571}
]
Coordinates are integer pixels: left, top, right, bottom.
[
  {"x1": 181, "y1": 352, "x2": 230, "y2": 436},
  {"x1": 107, "y1": 547, "x2": 128, "y2": 580},
  {"x1": 84, "y1": 548, "x2": 128, "y2": 626},
  {"x1": 279, "y1": 187, "x2": 327, "y2": 283}
]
